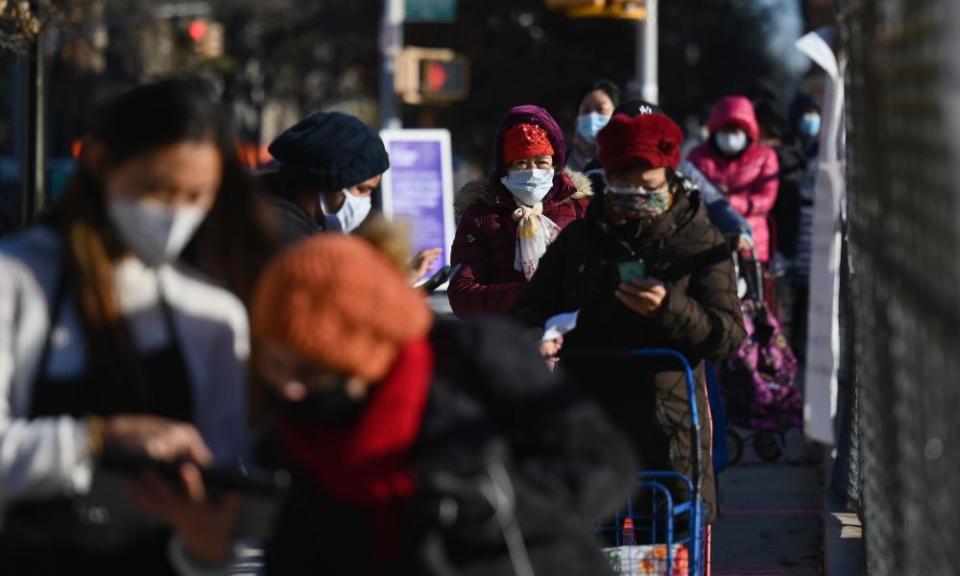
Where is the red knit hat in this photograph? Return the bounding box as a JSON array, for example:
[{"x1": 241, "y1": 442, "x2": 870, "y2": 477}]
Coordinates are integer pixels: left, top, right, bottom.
[
  {"x1": 502, "y1": 123, "x2": 555, "y2": 164},
  {"x1": 251, "y1": 235, "x2": 433, "y2": 382},
  {"x1": 597, "y1": 113, "x2": 684, "y2": 174}
]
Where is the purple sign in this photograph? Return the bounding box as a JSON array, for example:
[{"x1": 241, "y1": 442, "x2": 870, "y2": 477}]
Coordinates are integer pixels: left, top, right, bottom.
[{"x1": 380, "y1": 130, "x2": 455, "y2": 279}]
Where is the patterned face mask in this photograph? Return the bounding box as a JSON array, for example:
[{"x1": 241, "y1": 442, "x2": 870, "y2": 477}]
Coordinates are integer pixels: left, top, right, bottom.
[{"x1": 605, "y1": 183, "x2": 674, "y2": 221}]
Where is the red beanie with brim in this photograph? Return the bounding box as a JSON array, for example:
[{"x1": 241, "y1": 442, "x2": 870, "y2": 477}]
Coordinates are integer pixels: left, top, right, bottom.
[
  {"x1": 502, "y1": 123, "x2": 555, "y2": 165},
  {"x1": 597, "y1": 113, "x2": 684, "y2": 174}
]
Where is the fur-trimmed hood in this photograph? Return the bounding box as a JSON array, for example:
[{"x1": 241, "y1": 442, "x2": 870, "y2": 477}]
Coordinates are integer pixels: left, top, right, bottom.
[{"x1": 455, "y1": 167, "x2": 593, "y2": 220}]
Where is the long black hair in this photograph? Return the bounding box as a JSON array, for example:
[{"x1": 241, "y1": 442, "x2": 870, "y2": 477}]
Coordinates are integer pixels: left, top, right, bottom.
[{"x1": 47, "y1": 78, "x2": 278, "y2": 414}]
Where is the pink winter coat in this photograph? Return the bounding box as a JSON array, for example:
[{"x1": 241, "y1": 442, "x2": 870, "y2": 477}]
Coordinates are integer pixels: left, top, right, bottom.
[{"x1": 689, "y1": 96, "x2": 779, "y2": 262}]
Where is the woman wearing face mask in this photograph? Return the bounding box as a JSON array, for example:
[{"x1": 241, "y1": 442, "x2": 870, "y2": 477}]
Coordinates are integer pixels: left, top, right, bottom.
[
  {"x1": 0, "y1": 80, "x2": 270, "y2": 574},
  {"x1": 567, "y1": 79, "x2": 621, "y2": 173},
  {"x1": 512, "y1": 112, "x2": 746, "y2": 523},
  {"x1": 688, "y1": 95, "x2": 780, "y2": 264},
  {"x1": 449, "y1": 105, "x2": 593, "y2": 316},
  {"x1": 248, "y1": 234, "x2": 633, "y2": 576}
]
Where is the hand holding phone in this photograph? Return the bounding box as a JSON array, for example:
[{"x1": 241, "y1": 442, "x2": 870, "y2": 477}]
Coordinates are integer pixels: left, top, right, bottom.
[
  {"x1": 420, "y1": 263, "x2": 463, "y2": 294},
  {"x1": 615, "y1": 276, "x2": 668, "y2": 318}
]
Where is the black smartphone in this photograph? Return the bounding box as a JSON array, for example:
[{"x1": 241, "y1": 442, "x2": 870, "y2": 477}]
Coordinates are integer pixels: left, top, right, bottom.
[
  {"x1": 99, "y1": 445, "x2": 291, "y2": 497},
  {"x1": 617, "y1": 258, "x2": 647, "y2": 283},
  {"x1": 421, "y1": 262, "x2": 463, "y2": 294}
]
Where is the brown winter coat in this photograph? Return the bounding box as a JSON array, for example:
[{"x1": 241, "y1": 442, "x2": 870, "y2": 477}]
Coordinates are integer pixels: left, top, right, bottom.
[{"x1": 512, "y1": 188, "x2": 746, "y2": 521}]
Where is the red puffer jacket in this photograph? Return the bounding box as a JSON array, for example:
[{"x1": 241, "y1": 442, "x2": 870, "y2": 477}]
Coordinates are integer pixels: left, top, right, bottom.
[
  {"x1": 688, "y1": 96, "x2": 779, "y2": 262},
  {"x1": 449, "y1": 168, "x2": 592, "y2": 316}
]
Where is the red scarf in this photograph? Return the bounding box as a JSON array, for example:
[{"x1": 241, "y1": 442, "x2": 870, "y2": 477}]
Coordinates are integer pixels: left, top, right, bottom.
[{"x1": 278, "y1": 338, "x2": 434, "y2": 564}]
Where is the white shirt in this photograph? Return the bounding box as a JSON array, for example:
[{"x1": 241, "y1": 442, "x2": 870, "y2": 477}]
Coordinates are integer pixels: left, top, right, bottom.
[{"x1": 0, "y1": 226, "x2": 250, "y2": 517}]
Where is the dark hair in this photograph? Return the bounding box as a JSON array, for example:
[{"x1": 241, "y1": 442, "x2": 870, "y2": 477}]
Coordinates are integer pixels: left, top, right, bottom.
[
  {"x1": 47, "y1": 78, "x2": 278, "y2": 414},
  {"x1": 578, "y1": 80, "x2": 622, "y2": 111}
]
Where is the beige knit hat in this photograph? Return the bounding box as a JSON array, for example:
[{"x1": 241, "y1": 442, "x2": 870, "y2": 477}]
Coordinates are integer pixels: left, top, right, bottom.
[{"x1": 252, "y1": 235, "x2": 433, "y2": 382}]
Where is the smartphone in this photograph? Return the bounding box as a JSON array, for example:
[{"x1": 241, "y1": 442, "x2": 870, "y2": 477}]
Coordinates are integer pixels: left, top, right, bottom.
[
  {"x1": 618, "y1": 258, "x2": 647, "y2": 283},
  {"x1": 420, "y1": 262, "x2": 463, "y2": 294},
  {"x1": 99, "y1": 445, "x2": 291, "y2": 497}
]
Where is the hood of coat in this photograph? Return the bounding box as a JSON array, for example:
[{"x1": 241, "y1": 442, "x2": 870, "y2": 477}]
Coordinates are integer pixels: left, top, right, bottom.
[
  {"x1": 455, "y1": 167, "x2": 593, "y2": 219},
  {"x1": 707, "y1": 96, "x2": 760, "y2": 143},
  {"x1": 493, "y1": 105, "x2": 567, "y2": 174}
]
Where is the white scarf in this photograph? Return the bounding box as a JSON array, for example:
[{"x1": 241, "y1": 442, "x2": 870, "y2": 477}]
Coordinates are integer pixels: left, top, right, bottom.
[{"x1": 512, "y1": 200, "x2": 560, "y2": 280}]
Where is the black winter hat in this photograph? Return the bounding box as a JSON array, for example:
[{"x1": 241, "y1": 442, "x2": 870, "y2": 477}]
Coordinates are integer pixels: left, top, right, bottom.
[{"x1": 268, "y1": 112, "x2": 390, "y2": 191}]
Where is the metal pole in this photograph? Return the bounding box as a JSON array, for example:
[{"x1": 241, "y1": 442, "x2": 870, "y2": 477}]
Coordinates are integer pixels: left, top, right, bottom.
[
  {"x1": 634, "y1": 0, "x2": 658, "y2": 104},
  {"x1": 21, "y1": 27, "x2": 46, "y2": 225},
  {"x1": 379, "y1": 0, "x2": 404, "y2": 130}
]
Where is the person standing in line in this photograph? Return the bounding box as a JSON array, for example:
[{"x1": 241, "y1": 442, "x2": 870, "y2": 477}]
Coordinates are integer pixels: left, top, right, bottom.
[
  {"x1": 449, "y1": 105, "x2": 593, "y2": 316},
  {"x1": 774, "y1": 93, "x2": 822, "y2": 355},
  {"x1": 567, "y1": 79, "x2": 621, "y2": 173},
  {"x1": 688, "y1": 96, "x2": 780, "y2": 265},
  {"x1": 247, "y1": 234, "x2": 633, "y2": 576},
  {"x1": 261, "y1": 111, "x2": 441, "y2": 280},
  {"x1": 0, "y1": 79, "x2": 271, "y2": 575},
  {"x1": 513, "y1": 111, "x2": 746, "y2": 522}
]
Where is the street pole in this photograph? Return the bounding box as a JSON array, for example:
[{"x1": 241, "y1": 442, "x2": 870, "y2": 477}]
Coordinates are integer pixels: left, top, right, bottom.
[
  {"x1": 379, "y1": 0, "x2": 404, "y2": 130},
  {"x1": 21, "y1": 27, "x2": 46, "y2": 225},
  {"x1": 634, "y1": 0, "x2": 658, "y2": 104}
]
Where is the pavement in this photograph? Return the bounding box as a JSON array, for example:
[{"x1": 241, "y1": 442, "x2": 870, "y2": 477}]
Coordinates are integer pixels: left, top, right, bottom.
[
  {"x1": 822, "y1": 456, "x2": 865, "y2": 576},
  {"x1": 712, "y1": 428, "x2": 823, "y2": 576}
]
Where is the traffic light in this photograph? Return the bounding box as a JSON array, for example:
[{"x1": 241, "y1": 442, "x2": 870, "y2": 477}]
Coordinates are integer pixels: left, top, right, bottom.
[
  {"x1": 184, "y1": 19, "x2": 224, "y2": 58},
  {"x1": 396, "y1": 47, "x2": 470, "y2": 104},
  {"x1": 546, "y1": 0, "x2": 646, "y2": 20}
]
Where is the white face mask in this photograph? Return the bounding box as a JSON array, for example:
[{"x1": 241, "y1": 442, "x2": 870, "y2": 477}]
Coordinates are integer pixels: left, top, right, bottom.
[
  {"x1": 322, "y1": 189, "x2": 372, "y2": 233},
  {"x1": 500, "y1": 169, "x2": 555, "y2": 206},
  {"x1": 715, "y1": 129, "x2": 749, "y2": 155},
  {"x1": 108, "y1": 198, "x2": 208, "y2": 267}
]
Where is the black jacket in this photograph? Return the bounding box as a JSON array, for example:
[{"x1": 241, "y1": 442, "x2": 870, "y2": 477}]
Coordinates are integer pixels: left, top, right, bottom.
[
  {"x1": 265, "y1": 318, "x2": 633, "y2": 575},
  {"x1": 512, "y1": 190, "x2": 746, "y2": 521},
  {"x1": 264, "y1": 193, "x2": 325, "y2": 247},
  {"x1": 771, "y1": 140, "x2": 809, "y2": 260}
]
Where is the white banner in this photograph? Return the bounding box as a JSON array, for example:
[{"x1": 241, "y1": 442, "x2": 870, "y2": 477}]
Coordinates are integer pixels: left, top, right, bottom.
[{"x1": 796, "y1": 30, "x2": 846, "y2": 445}]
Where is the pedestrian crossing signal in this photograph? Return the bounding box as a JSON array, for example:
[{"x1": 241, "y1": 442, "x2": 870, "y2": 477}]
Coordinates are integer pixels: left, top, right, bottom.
[{"x1": 396, "y1": 47, "x2": 470, "y2": 104}]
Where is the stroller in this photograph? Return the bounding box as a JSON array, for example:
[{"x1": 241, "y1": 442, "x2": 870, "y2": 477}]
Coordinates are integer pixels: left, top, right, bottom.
[{"x1": 720, "y1": 250, "x2": 803, "y2": 464}]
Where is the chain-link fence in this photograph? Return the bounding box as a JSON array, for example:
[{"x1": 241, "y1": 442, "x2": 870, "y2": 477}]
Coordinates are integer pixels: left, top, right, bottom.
[{"x1": 842, "y1": 0, "x2": 960, "y2": 573}]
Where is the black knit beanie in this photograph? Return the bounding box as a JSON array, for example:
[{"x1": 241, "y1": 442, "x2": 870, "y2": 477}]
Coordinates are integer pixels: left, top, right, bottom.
[{"x1": 268, "y1": 112, "x2": 390, "y2": 191}]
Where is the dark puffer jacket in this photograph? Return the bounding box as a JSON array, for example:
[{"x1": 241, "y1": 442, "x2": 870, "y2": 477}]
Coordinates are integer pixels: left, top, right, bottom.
[
  {"x1": 265, "y1": 318, "x2": 633, "y2": 575},
  {"x1": 449, "y1": 106, "x2": 592, "y2": 317},
  {"x1": 512, "y1": 190, "x2": 746, "y2": 521}
]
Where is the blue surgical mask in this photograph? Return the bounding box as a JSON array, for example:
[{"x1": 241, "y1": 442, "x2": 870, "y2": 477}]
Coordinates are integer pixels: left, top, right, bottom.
[
  {"x1": 501, "y1": 169, "x2": 555, "y2": 206},
  {"x1": 798, "y1": 113, "x2": 821, "y2": 138},
  {"x1": 576, "y1": 113, "x2": 611, "y2": 144},
  {"x1": 715, "y1": 129, "x2": 749, "y2": 156}
]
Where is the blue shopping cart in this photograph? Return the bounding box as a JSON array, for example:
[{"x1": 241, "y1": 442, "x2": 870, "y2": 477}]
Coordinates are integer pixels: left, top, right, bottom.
[{"x1": 571, "y1": 348, "x2": 709, "y2": 576}]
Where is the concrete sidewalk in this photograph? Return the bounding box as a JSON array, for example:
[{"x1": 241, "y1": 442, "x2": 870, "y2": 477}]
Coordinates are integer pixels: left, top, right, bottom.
[{"x1": 711, "y1": 429, "x2": 822, "y2": 576}]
